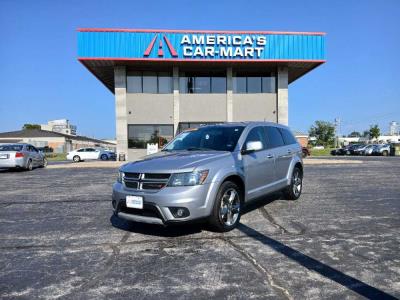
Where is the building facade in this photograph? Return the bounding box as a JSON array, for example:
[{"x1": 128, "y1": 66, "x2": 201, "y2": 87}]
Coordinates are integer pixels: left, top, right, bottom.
[
  {"x1": 77, "y1": 28, "x2": 326, "y2": 160},
  {"x1": 40, "y1": 119, "x2": 77, "y2": 135}
]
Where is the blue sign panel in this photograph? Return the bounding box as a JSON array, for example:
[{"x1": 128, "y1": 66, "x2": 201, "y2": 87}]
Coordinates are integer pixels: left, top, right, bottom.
[{"x1": 78, "y1": 29, "x2": 326, "y2": 61}]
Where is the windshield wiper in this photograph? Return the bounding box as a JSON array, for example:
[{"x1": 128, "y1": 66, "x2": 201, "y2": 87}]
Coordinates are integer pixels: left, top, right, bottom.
[{"x1": 186, "y1": 147, "x2": 213, "y2": 151}]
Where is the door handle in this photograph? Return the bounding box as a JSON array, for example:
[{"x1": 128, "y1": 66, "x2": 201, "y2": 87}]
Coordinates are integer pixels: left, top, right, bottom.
[
  {"x1": 267, "y1": 154, "x2": 274, "y2": 159},
  {"x1": 287, "y1": 149, "x2": 292, "y2": 154}
]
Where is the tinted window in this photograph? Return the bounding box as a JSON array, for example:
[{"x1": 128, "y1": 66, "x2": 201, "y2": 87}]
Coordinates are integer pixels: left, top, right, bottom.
[
  {"x1": 211, "y1": 77, "x2": 226, "y2": 93},
  {"x1": 233, "y1": 77, "x2": 246, "y2": 93},
  {"x1": 247, "y1": 77, "x2": 262, "y2": 93},
  {"x1": 164, "y1": 126, "x2": 244, "y2": 152},
  {"x1": 86, "y1": 148, "x2": 96, "y2": 152},
  {"x1": 77, "y1": 149, "x2": 84, "y2": 152},
  {"x1": 0, "y1": 145, "x2": 23, "y2": 151},
  {"x1": 265, "y1": 126, "x2": 285, "y2": 148},
  {"x1": 127, "y1": 72, "x2": 142, "y2": 93},
  {"x1": 128, "y1": 125, "x2": 174, "y2": 149},
  {"x1": 279, "y1": 128, "x2": 298, "y2": 145},
  {"x1": 244, "y1": 127, "x2": 267, "y2": 150},
  {"x1": 142, "y1": 71, "x2": 158, "y2": 93},
  {"x1": 194, "y1": 77, "x2": 211, "y2": 93},
  {"x1": 158, "y1": 72, "x2": 173, "y2": 93},
  {"x1": 262, "y1": 76, "x2": 276, "y2": 93}
]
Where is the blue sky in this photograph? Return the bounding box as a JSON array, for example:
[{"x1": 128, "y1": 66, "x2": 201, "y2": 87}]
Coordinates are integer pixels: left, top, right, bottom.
[{"x1": 0, "y1": 0, "x2": 399, "y2": 138}]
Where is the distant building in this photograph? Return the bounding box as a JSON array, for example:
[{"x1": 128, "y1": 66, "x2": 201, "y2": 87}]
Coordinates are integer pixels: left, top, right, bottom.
[
  {"x1": 389, "y1": 121, "x2": 399, "y2": 136},
  {"x1": 40, "y1": 119, "x2": 77, "y2": 136},
  {"x1": 293, "y1": 131, "x2": 309, "y2": 147},
  {"x1": 0, "y1": 129, "x2": 115, "y2": 153}
]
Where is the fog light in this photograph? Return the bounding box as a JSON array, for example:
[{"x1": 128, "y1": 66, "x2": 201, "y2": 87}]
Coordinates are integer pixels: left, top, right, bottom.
[{"x1": 169, "y1": 207, "x2": 190, "y2": 218}]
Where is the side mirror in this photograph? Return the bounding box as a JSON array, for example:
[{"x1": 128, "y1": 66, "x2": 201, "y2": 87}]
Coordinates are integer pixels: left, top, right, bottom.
[{"x1": 241, "y1": 141, "x2": 263, "y2": 154}]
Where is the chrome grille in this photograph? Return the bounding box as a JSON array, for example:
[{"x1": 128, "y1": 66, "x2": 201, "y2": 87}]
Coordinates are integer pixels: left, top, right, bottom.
[{"x1": 123, "y1": 173, "x2": 171, "y2": 190}]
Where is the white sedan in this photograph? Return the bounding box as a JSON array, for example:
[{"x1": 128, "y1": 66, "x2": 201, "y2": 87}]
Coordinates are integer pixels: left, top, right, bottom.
[{"x1": 67, "y1": 147, "x2": 110, "y2": 162}]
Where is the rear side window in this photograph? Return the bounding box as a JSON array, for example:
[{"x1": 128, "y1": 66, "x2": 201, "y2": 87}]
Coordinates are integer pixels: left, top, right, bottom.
[
  {"x1": 0, "y1": 145, "x2": 23, "y2": 151},
  {"x1": 264, "y1": 126, "x2": 285, "y2": 148},
  {"x1": 245, "y1": 127, "x2": 267, "y2": 150},
  {"x1": 279, "y1": 128, "x2": 298, "y2": 145}
]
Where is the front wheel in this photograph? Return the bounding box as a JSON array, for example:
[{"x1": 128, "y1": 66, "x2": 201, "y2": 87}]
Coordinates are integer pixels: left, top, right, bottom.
[
  {"x1": 283, "y1": 166, "x2": 303, "y2": 200},
  {"x1": 73, "y1": 155, "x2": 80, "y2": 162},
  {"x1": 40, "y1": 158, "x2": 48, "y2": 168},
  {"x1": 100, "y1": 154, "x2": 108, "y2": 161},
  {"x1": 209, "y1": 181, "x2": 242, "y2": 232},
  {"x1": 382, "y1": 150, "x2": 389, "y2": 156}
]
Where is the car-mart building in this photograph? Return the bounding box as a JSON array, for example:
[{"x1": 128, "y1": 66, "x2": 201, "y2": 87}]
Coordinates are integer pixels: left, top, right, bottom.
[{"x1": 77, "y1": 28, "x2": 326, "y2": 160}]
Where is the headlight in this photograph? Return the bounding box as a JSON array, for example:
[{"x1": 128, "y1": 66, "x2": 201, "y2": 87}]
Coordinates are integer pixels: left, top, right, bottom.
[
  {"x1": 168, "y1": 170, "x2": 209, "y2": 187},
  {"x1": 117, "y1": 171, "x2": 124, "y2": 183}
]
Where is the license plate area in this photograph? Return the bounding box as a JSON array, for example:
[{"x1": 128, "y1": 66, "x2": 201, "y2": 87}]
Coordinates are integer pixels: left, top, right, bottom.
[
  {"x1": 126, "y1": 195, "x2": 143, "y2": 209},
  {"x1": 0, "y1": 154, "x2": 9, "y2": 159}
]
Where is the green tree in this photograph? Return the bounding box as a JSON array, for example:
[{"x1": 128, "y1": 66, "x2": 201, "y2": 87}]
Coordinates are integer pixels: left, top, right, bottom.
[
  {"x1": 309, "y1": 121, "x2": 335, "y2": 147},
  {"x1": 348, "y1": 131, "x2": 361, "y2": 137},
  {"x1": 22, "y1": 124, "x2": 41, "y2": 130},
  {"x1": 369, "y1": 125, "x2": 380, "y2": 140}
]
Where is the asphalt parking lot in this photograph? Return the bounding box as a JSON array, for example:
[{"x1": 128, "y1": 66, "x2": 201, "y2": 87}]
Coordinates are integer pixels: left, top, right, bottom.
[{"x1": 0, "y1": 157, "x2": 399, "y2": 299}]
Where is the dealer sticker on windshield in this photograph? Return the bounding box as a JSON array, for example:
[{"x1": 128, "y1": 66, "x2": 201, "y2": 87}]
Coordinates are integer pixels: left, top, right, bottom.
[{"x1": 126, "y1": 195, "x2": 143, "y2": 209}]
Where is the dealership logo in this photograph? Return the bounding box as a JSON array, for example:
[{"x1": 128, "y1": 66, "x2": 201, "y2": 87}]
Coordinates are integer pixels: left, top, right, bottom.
[
  {"x1": 144, "y1": 34, "x2": 178, "y2": 57},
  {"x1": 144, "y1": 33, "x2": 267, "y2": 59}
]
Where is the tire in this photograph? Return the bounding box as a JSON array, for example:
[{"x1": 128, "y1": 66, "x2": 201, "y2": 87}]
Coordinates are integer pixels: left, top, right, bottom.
[
  {"x1": 283, "y1": 166, "x2": 303, "y2": 200},
  {"x1": 25, "y1": 159, "x2": 33, "y2": 171},
  {"x1": 302, "y1": 150, "x2": 308, "y2": 158},
  {"x1": 209, "y1": 181, "x2": 242, "y2": 232},
  {"x1": 100, "y1": 154, "x2": 108, "y2": 161},
  {"x1": 40, "y1": 158, "x2": 48, "y2": 168},
  {"x1": 73, "y1": 155, "x2": 81, "y2": 162},
  {"x1": 382, "y1": 150, "x2": 389, "y2": 156}
]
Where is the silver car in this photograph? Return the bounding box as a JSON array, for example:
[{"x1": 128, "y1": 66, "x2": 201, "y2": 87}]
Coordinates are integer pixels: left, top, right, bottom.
[
  {"x1": 112, "y1": 122, "x2": 303, "y2": 232},
  {"x1": 0, "y1": 143, "x2": 47, "y2": 171}
]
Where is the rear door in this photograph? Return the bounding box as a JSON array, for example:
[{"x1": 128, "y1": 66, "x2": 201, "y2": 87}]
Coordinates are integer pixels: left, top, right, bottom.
[
  {"x1": 264, "y1": 126, "x2": 291, "y2": 183},
  {"x1": 30, "y1": 146, "x2": 41, "y2": 166},
  {"x1": 242, "y1": 126, "x2": 275, "y2": 200},
  {"x1": 85, "y1": 148, "x2": 99, "y2": 160}
]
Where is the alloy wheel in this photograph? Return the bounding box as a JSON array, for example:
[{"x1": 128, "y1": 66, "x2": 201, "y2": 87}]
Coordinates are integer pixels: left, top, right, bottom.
[{"x1": 219, "y1": 188, "x2": 240, "y2": 226}]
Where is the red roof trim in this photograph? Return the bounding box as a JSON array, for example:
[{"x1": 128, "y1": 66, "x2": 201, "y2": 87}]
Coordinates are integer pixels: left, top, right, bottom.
[
  {"x1": 78, "y1": 57, "x2": 326, "y2": 63},
  {"x1": 77, "y1": 28, "x2": 326, "y2": 36}
]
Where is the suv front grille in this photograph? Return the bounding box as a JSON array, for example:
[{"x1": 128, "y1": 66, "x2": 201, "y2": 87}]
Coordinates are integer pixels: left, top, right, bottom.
[{"x1": 123, "y1": 173, "x2": 171, "y2": 191}]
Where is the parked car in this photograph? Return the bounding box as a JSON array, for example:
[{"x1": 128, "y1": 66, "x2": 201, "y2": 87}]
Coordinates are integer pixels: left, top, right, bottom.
[
  {"x1": 331, "y1": 146, "x2": 349, "y2": 156},
  {"x1": 0, "y1": 143, "x2": 47, "y2": 171},
  {"x1": 363, "y1": 144, "x2": 378, "y2": 156},
  {"x1": 66, "y1": 147, "x2": 115, "y2": 162},
  {"x1": 372, "y1": 144, "x2": 391, "y2": 156},
  {"x1": 112, "y1": 122, "x2": 303, "y2": 232},
  {"x1": 352, "y1": 144, "x2": 368, "y2": 155},
  {"x1": 302, "y1": 147, "x2": 310, "y2": 158}
]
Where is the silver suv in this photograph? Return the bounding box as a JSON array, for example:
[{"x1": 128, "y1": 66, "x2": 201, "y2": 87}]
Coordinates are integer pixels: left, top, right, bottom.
[{"x1": 112, "y1": 122, "x2": 303, "y2": 232}]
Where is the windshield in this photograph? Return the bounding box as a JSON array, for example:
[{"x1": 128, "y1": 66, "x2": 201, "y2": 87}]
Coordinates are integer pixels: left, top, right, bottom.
[
  {"x1": 0, "y1": 145, "x2": 23, "y2": 151},
  {"x1": 163, "y1": 126, "x2": 245, "y2": 152}
]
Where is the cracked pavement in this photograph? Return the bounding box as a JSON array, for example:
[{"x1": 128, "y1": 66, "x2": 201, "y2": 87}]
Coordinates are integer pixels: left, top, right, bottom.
[{"x1": 0, "y1": 157, "x2": 399, "y2": 299}]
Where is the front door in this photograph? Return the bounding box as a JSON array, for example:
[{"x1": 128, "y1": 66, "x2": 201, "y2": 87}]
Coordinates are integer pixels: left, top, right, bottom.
[{"x1": 242, "y1": 126, "x2": 275, "y2": 201}]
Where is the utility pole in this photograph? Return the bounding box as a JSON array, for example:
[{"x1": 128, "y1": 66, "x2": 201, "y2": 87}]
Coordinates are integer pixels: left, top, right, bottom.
[{"x1": 334, "y1": 118, "x2": 341, "y2": 147}]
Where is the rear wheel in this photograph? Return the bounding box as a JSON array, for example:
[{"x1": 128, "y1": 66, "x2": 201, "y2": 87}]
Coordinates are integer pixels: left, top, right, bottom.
[
  {"x1": 283, "y1": 166, "x2": 303, "y2": 200},
  {"x1": 209, "y1": 181, "x2": 242, "y2": 232},
  {"x1": 100, "y1": 154, "x2": 108, "y2": 161},
  {"x1": 73, "y1": 155, "x2": 80, "y2": 162},
  {"x1": 382, "y1": 150, "x2": 389, "y2": 156},
  {"x1": 25, "y1": 159, "x2": 33, "y2": 171}
]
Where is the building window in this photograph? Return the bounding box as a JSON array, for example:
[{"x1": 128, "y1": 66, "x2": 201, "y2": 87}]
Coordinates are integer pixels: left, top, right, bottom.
[
  {"x1": 127, "y1": 72, "x2": 173, "y2": 94},
  {"x1": 128, "y1": 125, "x2": 174, "y2": 149},
  {"x1": 233, "y1": 72, "x2": 276, "y2": 94},
  {"x1": 179, "y1": 73, "x2": 226, "y2": 94}
]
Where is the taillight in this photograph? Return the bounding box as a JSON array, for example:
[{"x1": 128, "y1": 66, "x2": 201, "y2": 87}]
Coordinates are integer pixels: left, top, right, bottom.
[{"x1": 15, "y1": 152, "x2": 24, "y2": 158}]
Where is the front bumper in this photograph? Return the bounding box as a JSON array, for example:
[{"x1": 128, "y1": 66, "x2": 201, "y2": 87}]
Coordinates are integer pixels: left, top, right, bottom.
[{"x1": 112, "y1": 181, "x2": 219, "y2": 225}]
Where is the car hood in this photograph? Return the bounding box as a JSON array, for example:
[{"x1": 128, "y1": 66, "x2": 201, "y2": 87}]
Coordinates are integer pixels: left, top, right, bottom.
[{"x1": 120, "y1": 150, "x2": 231, "y2": 173}]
